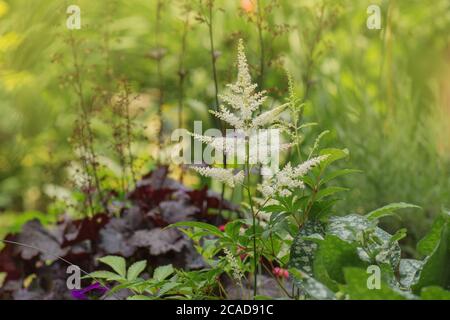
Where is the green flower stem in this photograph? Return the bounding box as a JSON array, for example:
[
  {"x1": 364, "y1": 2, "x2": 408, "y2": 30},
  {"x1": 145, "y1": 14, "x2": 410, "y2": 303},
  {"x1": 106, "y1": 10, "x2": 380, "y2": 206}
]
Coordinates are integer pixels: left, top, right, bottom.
[{"x1": 245, "y1": 137, "x2": 257, "y2": 298}]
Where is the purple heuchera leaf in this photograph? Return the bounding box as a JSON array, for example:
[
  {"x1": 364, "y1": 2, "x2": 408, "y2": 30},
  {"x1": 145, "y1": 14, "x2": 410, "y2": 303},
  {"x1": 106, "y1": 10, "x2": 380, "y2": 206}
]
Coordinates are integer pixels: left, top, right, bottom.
[{"x1": 71, "y1": 282, "x2": 108, "y2": 300}]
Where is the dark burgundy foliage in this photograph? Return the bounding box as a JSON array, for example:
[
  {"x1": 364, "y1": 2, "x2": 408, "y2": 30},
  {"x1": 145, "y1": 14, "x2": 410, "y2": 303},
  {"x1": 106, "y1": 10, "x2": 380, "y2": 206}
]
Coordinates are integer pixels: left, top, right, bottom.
[{"x1": 0, "y1": 167, "x2": 237, "y2": 300}]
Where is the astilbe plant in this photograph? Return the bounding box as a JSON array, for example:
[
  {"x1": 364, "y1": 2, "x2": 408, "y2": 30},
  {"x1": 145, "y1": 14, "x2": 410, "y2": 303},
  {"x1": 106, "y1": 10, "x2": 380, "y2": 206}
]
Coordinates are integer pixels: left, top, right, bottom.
[{"x1": 175, "y1": 39, "x2": 329, "y2": 297}]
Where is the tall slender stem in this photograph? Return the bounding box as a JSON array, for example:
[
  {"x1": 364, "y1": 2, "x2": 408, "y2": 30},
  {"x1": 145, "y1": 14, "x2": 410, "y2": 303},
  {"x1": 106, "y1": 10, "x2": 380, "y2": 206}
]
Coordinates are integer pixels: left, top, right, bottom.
[
  {"x1": 155, "y1": 0, "x2": 164, "y2": 155},
  {"x1": 245, "y1": 137, "x2": 257, "y2": 298},
  {"x1": 300, "y1": 3, "x2": 325, "y2": 113},
  {"x1": 256, "y1": 0, "x2": 265, "y2": 90},
  {"x1": 178, "y1": 10, "x2": 190, "y2": 182},
  {"x1": 68, "y1": 32, "x2": 107, "y2": 213},
  {"x1": 208, "y1": 3, "x2": 220, "y2": 115},
  {"x1": 206, "y1": 1, "x2": 226, "y2": 216}
]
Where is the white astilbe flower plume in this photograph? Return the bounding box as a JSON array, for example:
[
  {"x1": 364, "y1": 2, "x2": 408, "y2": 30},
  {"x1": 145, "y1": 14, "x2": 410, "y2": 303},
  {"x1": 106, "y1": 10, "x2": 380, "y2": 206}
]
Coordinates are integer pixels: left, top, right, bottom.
[
  {"x1": 252, "y1": 103, "x2": 288, "y2": 128},
  {"x1": 210, "y1": 106, "x2": 245, "y2": 130},
  {"x1": 189, "y1": 133, "x2": 238, "y2": 155},
  {"x1": 191, "y1": 166, "x2": 244, "y2": 188},
  {"x1": 258, "y1": 155, "x2": 329, "y2": 199},
  {"x1": 219, "y1": 39, "x2": 266, "y2": 121},
  {"x1": 214, "y1": 39, "x2": 287, "y2": 132},
  {"x1": 223, "y1": 247, "x2": 244, "y2": 281},
  {"x1": 188, "y1": 39, "x2": 289, "y2": 184}
]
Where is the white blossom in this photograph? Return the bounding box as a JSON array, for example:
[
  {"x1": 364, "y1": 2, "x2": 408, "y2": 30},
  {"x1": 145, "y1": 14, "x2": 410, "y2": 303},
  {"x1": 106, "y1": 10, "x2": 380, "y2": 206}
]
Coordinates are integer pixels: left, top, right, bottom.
[
  {"x1": 252, "y1": 103, "x2": 288, "y2": 128},
  {"x1": 210, "y1": 106, "x2": 245, "y2": 129},
  {"x1": 190, "y1": 133, "x2": 238, "y2": 155},
  {"x1": 293, "y1": 155, "x2": 328, "y2": 177},
  {"x1": 214, "y1": 39, "x2": 283, "y2": 132},
  {"x1": 191, "y1": 166, "x2": 244, "y2": 188},
  {"x1": 257, "y1": 155, "x2": 328, "y2": 199}
]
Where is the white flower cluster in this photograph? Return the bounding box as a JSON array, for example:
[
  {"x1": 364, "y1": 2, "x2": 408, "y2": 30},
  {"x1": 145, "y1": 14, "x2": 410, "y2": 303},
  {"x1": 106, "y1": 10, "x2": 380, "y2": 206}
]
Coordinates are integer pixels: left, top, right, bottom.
[
  {"x1": 258, "y1": 155, "x2": 328, "y2": 199},
  {"x1": 210, "y1": 39, "x2": 287, "y2": 134},
  {"x1": 189, "y1": 39, "x2": 287, "y2": 185},
  {"x1": 223, "y1": 247, "x2": 244, "y2": 281},
  {"x1": 218, "y1": 39, "x2": 267, "y2": 123},
  {"x1": 191, "y1": 166, "x2": 244, "y2": 188}
]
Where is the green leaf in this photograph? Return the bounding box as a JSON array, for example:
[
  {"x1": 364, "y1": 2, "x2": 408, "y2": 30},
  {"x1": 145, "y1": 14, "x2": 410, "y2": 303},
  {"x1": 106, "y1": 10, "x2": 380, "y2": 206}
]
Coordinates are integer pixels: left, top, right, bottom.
[
  {"x1": 341, "y1": 268, "x2": 407, "y2": 300},
  {"x1": 315, "y1": 186, "x2": 348, "y2": 201},
  {"x1": 421, "y1": 286, "x2": 450, "y2": 300},
  {"x1": 320, "y1": 169, "x2": 362, "y2": 186},
  {"x1": 127, "y1": 260, "x2": 147, "y2": 281},
  {"x1": 366, "y1": 202, "x2": 421, "y2": 221},
  {"x1": 309, "y1": 199, "x2": 340, "y2": 220},
  {"x1": 224, "y1": 220, "x2": 244, "y2": 239},
  {"x1": 262, "y1": 204, "x2": 286, "y2": 213},
  {"x1": 169, "y1": 221, "x2": 223, "y2": 237},
  {"x1": 319, "y1": 148, "x2": 349, "y2": 168},
  {"x1": 313, "y1": 235, "x2": 366, "y2": 290},
  {"x1": 417, "y1": 212, "x2": 449, "y2": 256},
  {"x1": 98, "y1": 256, "x2": 127, "y2": 278},
  {"x1": 413, "y1": 216, "x2": 450, "y2": 292},
  {"x1": 328, "y1": 214, "x2": 402, "y2": 268},
  {"x1": 127, "y1": 295, "x2": 153, "y2": 300},
  {"x1": 153, "y1": 264, "x2": 174, "y2": 281},
  {"x1": 390, "y1": 228, "x2": 407, "y2": 243},
  {"x1": 86, "y1": 271, "x2": 124, "y2": 282},
  {"x1": 158, "y1": 281, "x2": 180, "y2": 296},
  {"x1": 290, "y1": 268, "x2": 336, "y2": 300}
]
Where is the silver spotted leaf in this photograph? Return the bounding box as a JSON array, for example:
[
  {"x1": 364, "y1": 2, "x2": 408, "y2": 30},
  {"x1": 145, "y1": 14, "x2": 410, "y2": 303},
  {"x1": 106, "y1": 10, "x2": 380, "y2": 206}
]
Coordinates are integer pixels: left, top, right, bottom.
[
  {"x1": 399, "y1": 259, "x2": 423, "y2": 289},
  {"x1": 328, "y1": 214, "x2": 401, "y2": 269},
  {"x1": 289, "y1": 221, "x2": 325, "y2": 275},
  {"x1": 290, "y1": 268, "x2": 335, "y2": 300}
]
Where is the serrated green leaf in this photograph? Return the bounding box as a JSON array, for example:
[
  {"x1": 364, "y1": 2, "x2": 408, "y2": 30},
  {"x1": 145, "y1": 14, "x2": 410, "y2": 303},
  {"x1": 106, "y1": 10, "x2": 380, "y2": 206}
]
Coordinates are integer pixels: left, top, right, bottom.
[
  {"x1": 127, "y1": 260, "x2": 147, "y2": 281},
  {"x1": 87, "y1": 271, "x2": 124, "y2": 282},
  {"x1": 169, "y1": 221, "x2": 223, "y2": 237},
  {"x1": 158, "y1": 281, "x2": 180, "y2": 296},
  {"x1": 154, "y1": 264, "x2": 174, "y2": 281},
  {"x1": 315, "y1": 186, "x2": 348, "y2": 201},
  {"x1": 366, "y1": 202, "x2": 421, "y2": 221},
  {"x1": 320, "y1": 169, "x2": 362, "y2": 186},
  {"x1": 98, "y1": 256, "x2": 127, "y2": 278}
]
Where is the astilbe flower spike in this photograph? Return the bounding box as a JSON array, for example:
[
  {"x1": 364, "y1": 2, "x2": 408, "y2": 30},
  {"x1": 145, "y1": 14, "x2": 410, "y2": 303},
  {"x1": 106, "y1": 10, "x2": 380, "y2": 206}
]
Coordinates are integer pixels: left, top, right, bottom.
[
  {"x1": 258, "y1": 155, "x2": 328, "y2": 199},
  {"x1": 191, "y1": 166, "x2": 244, "y2": 188},
  {"x1": 189, "y1": 39, "x2": 288, "y2": 184}
]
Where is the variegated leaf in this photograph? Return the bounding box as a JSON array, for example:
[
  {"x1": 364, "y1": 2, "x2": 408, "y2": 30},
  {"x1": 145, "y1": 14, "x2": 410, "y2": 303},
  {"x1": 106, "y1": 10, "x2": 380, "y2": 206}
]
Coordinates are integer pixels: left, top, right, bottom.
[{"x1": 289, "y1": 221, "x2": 325, "y2": 275}]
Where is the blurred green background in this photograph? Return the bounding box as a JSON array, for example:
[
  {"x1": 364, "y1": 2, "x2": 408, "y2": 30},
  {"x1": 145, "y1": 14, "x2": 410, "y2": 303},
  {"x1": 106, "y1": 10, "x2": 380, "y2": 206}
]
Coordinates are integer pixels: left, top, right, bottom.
[{"x1": 0, "y1": 0, "x2": 449, "y2": 244}]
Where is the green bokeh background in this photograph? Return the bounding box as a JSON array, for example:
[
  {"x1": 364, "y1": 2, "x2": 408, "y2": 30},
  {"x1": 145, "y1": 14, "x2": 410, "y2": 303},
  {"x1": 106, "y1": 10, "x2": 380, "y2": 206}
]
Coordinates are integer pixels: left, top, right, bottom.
[{"x1": 0, "y1": 0, "x2": 449, "y2": 244}]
